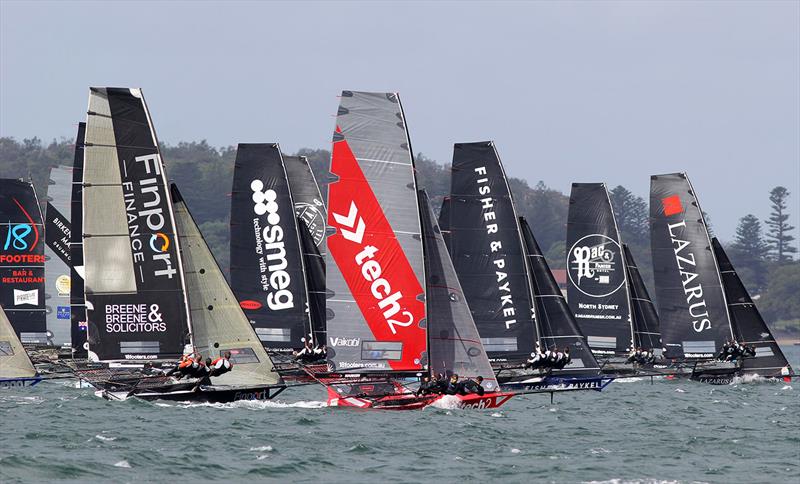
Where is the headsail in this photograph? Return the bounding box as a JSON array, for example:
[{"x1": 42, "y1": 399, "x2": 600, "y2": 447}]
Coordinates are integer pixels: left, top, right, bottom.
[
  {"x1": 44, "y1": 165, "x2": 74, "y2": 347},
  {"x1": 439, "y1": 142, "x2": 536, "y2": 363},
  {"x1": 325, "y1": 91, "x2": 426, "y2": 373},
  {"x1": 0, "y1": 305, "x2": 37, "y2": 378},
  {"x1": 520, "y1": 217, "x2": 600, "y2": 376},
  {"x1": 83, "y1": 87, "x2": 191, "y2": 361},
  {"x1": 712, "y1": 238, "x2": 792, "y2": 377},
  {"x1": 0, "y1": 179, "x2": 46, "y2": 343},
  {"x1": 172, "y1": 185, "x2": 281, "y2": 386},
  {"x1": 70, "y1": 122, "x2": 88, "y2": 357},
  {"x1": 419, "y1": 190, "x2": 498, "y2": 391},
  {"x1": 622, "y1": 244, "x2": 662, "y2": 353},
  {"x1": 649, "y1": 173, "x2": 732, "y2": 360},
  {"x1": 566, "y1": 183, "x2": 632, "y2": 356},
  {"x1": 229, "y1": 144, "x2": 310, "y2": 351},
  {"x1": 298, "y1": 218, "x2": 326, "y2": 344}
]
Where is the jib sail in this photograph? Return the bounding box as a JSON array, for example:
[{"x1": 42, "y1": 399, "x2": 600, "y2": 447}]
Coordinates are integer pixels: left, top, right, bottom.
[
  {"x1": 298, "y1": 218, "x2": 326, "y2": 344},
  {"x1": 622, "y1": 244, "x2": 662, "y2": 353},
  {"x1": 439, "y1": 141, "x2": 536, "y2": 363},
  {"x1": 566, "y1": 183, "x2": 632, "y2": 356},
  {"x1": 325, "y1": 91, "x2": 426, "y2": 373},
  {"x1": 172, "y1": 184, "x2": 281, "y2": 386},
  {"x1": 82, "y1": 87, "x2": 191, "y2": 361},
  {"x1": 0, "y1": 305, "x2": 37, "y2": 378},
  {"x1": 420, "y1": 190, "x2": 498, "y2": 391},
  {"x1": 0, "y1": 179, "x2": 46, "y2": 344},
  {"x1": 520, "y1": 217, "x2": 600, "y2": 376},
  {"x1": 44, "y1": 165, "x2": 74, "y2": 347},
  {"x1": 70, "y1": 122, "x2": 88, "y2": 357},
  {"x1": 650, "y1": 173, "x2": 732, "y2": 360},
  {"x1": 229, "y1": 144, "x2": 310, "y2": 351},
  {"x1": 712, "y1": 238, "x2": 792, "y2": 377}
]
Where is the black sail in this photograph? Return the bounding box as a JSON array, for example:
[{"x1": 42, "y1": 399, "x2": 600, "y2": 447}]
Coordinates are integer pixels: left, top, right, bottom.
[
  {"x1": 283, "y1": 155, "x2": 327, "y2": 254},
  {"x1": 44, "y1": 165, "x2": 74, "y2": 347},
  {"x1": 439, "y1": 141, "x2": 536, "y2": 363},
  {"x1": 712, "y1": 238, "x2": 792, "y2": 377},
  {"x1": 69, "y1": 122, "x2": 88, "y2": 356},
  {"x1": 298, "y1": 217, "x2": 326, "y2": 344},
  {"x1": 0, "y1": 179, "x2": 46, "y2": 343},
  {"x1": 622, "y1": 244, "x2": 662, "y2": 353},
  {"x1": 420, "y1": 190, "x2": 499, "y2": 391},
  {"x1": 650, "y1": 173, "x2": 732, "y2": 360},
  {"x1": 83, "y1": 88, "x2": 192, "y2": 361},
  {"x1": 520, "y1": 217, "x2": 600, "y2": 376},
  {"x1": 566, "y1": 183, "x2": 633, "y2": 356},
  {"x1": 229, "y1": 144, "x2": 310, "y2": 352}
]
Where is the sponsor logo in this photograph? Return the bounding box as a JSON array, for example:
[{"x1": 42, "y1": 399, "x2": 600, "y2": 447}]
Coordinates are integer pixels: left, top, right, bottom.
[
  {"x1": 662, "y1": 195, "x2": 684, "y2": 217},
  {"x1": 295, "y1": 200, "x2": 326, "y2": 247},
  {"x1": 568, "y1": 234, "x2": 624, "y2": 298},
  {"x1": 56, "y1": 306, "x2": 70, "y2": 320},
  {"x1": 103, "y1": 303, "x2": 167, "y2": 333},
  {"x1": 13, "y1": 288, "x2": 38, "y2": 306},
  {"x1": 250, "y1": 179, "x2": 294, "y2": 311},
  {"x1": 239, "y1": 299, "x2": 263, "y2": 311},
  {"x1": 329, "y1": 336, "x2": 361, "y2": 347},
  {"x1": 234, "y1": 389, "x2": 271, "y2": 401},
  {"x1": 2, "y1": 198, "x2": 40, "y2": 254},
  {"x1": 55, "y1": 274, "x2": 71, "y2": 296},
  {"x1": 149, "y1": 233, "x2": 170, "y2": 252}
]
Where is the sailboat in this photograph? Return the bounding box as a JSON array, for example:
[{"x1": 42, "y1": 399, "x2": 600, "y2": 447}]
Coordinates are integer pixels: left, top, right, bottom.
[
  {"x1": 566, "y1": 183, "x2": 663, "y2": 373},
  {"x1": 439, "y1": 142, "x2": 610, "y2": 392},
  {"x1": 621, "y1": 244, "x2": 663, "y2": 362},
  {"x1": 0, "y1": 179, "x2": 47, "y2": 345},
  {"x1": 78, "y1": 87, "x2": 284, "y2": 402},
  {"x1": 0, "y1": 304, "x2": 41, "y2": 388},
  {"x1": 650, "y1": 172, "x2": 792, "y2": 384},
  {"x1": 322, "y1": 91, "x2": 513, "y2": 410}
]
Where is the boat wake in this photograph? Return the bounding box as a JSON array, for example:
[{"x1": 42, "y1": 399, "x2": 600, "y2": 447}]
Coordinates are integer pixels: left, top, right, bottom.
[
  {"x1": 153, "y1": 399, "x2": 328, "y2": 409},
  {"x1": 427, "y1": 395, "x2": 462, "y2": 410}
]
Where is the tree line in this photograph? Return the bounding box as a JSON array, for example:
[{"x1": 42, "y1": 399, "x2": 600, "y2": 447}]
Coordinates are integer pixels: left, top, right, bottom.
[{"x1": 1, "y1": 136, "x2": 797, "y2": 335}]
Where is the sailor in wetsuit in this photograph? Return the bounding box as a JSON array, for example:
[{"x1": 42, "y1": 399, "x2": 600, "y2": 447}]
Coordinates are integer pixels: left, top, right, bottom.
[
  {"x1": 555, "y1": 347, "x2": 571, "y2": 369},
  {"x1": 209, "y1": 351, "x2": 234, "y2": 377},
  {"x1": 433, "y1": 373, "x2": 448, "y2": 394},
  {"x1": 165, "y1": 353, "x2": 197, "y2": 379},
  {"x1": 457, "y1": 376, "x2": 486, "y2": 396},
  {"x1": 444, "y1": 374, "x2": 460, "y2": 395},
  {"x1": 416, "y1": 374, "x2": 437, "y2": 396}
]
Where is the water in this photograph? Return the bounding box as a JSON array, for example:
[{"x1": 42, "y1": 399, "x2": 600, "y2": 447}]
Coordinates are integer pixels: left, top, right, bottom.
[{"x1": 2, "y1": 346, "x2": 798, "y2": 483}]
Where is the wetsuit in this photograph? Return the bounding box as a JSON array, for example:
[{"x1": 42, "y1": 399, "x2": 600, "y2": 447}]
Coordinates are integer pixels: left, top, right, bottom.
[
  {"x1": 458, "y1": 379, "x2": 485, "y2": 396},
  {"x1": 416, "y1": 378, "x2": 436, "y2": 396},
  {"x1": 208, "y1": 357, "x2": 233, "y2": 377}
]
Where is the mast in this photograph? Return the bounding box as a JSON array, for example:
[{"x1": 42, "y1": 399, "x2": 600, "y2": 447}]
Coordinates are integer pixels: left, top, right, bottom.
[
  {"x1": 0, "y1": 178, "x2": 46, "y2": 343},
  {"x1": 82, "y1": 87, "x2": 191, "y2": 361},
  {"x1": 566, "y1": 183, "x2": 633, "y2": 356},
  {"x1": 438, "y1": 141, "x2": 537, "y2": 364},
  {"x1": 229, "y1": 144, "x2": 311, "y2": 352},
  {"x1": 69, "y1": 122, "x2": 88, "y2": 357},
  {"x1": 44, "y1": 165, "x2": 74, "y2": 347},
  {"x1": 650, "y1": 173, "x2": 733, "y2": 361},
  {"x1": 325, "y1": 91, "x2": 426, "y2": 374},
  {"x1": 621, "y1": 244, "x2": 662, "y2": 353}
]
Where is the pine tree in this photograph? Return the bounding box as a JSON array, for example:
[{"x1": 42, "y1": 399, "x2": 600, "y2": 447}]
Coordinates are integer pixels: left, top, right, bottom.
[
  {"x1": 765, "y1": 186, "x2": 797, "y2": 262},
  {"x1": 609, "y1": 185, "x2": 648, "y2": 245},
  {"x1": 730, "y1": 214, "x2": 770, "y2": 291}
]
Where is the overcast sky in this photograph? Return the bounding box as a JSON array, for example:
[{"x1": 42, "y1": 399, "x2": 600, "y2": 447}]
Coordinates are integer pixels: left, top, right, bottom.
[{"x1": 1, "y1": 1, "x2": 798, "y2": 241}]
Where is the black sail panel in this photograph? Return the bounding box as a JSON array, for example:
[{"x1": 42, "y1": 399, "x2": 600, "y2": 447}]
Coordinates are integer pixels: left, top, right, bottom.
[
  {"x1": 566, "y1": 183, "x2": 632, "y2": 356},
  {"x1": 0, "y1": 179, "x2": 46, "y2": 343},
  {"x1": 298, "y1": 217, "x2": 326, "y2": 344},
  {"x1": 712, "y1": 238, "x2": 792, "y2": 377},
  {"x1": 229, "y1": 144, "x2": 310, "y2": 352},
  {"x1": 520, "y1": 217, "x2": 600, "y2": 376},
  {"x1": 441, "y1": 141, "x2": 536, "y2": 363},
  {"x1": 83, "y1": 88, "x2": 191, "y2": 361},
  {"x1": 44, "y1": 166, "x2": 74, "y2": 347},
  {"x1": 283, "y1": 155, "x2": 327, "y2": 254},
  {"x1": 70, "y1": 122, "x2": 88, "y2": 357},
  {"x1": 622, "y1": 244, "x2": 662, "y2": 353},
  {"x1": 649, "y1": 173, "x2": 732, "y2": 360}
]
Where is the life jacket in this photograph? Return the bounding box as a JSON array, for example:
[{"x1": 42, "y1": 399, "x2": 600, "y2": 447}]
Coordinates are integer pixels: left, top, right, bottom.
[
  {"x1": 178, "y1": 355, "x2": 195, "y2": 369},
  {"x1": 211, "y1": 357, "x2": 233, "y2": 371}
]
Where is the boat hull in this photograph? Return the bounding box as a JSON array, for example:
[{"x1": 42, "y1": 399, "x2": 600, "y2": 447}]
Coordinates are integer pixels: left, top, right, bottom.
[
  {"x1": 0, "y1": 377, "x2": 42, "y2": 388},
  {"x1": 98, "y1": 383, "x2": 287, "y2": 403},
  {"x1": 501, "y1": 375, "x2": 613, "y2": 392}
]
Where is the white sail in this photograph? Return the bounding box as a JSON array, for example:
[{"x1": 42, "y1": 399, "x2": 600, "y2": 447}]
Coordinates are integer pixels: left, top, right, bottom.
[{"x1": 0, "y1": 305, "x2": 37, "y2": 379}]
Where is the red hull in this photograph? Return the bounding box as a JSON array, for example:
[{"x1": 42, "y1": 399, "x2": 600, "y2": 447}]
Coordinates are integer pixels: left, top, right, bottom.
[{"x1": 327, "y1": 387, "x2": 514, "y2": 410}]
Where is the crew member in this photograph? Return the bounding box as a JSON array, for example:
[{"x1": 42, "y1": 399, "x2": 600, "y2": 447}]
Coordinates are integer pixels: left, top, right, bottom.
[
  {"x1": 416, "y1": 374, "x2": 436, "y2": 396},
  {"x1": 445, "y1": 374, "x2": 459, "y2": 395},
  {"x1": 209, "y1": 351, "x2": 234, "y2": 377},
  {"x1": 458, "y1": 376, "x2": 485, "y2": 396}
]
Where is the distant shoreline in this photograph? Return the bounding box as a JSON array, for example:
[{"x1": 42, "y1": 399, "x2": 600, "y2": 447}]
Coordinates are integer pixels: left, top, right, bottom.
[{"x1": 777, "y1": 337, "x2": 800, "y2": 346}]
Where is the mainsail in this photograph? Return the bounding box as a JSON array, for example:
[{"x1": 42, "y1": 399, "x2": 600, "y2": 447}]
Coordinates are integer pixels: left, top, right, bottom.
[
  {"x1": 44, "y1": 165, "x2": 74, "y2": 347},
  {"x1": 439, "y1": 141, "x2": 536, "y2": 363},
  {"x1": 82, "y1": 87, "x2": 191, "y2": 361},
  {"x1": 70, "y1": 122, "x2": 88, "y2": 356},
  {"x1": 0, "y1": 305, "x2": 37, "y2": 378},
  {"x1": 0, "y1": 179, "x2": 46, "y2": 343},
  {"x1": 650, "y1": 173, "x2": 732, "y2": 360},
  {"x1": 419, "y1": 190, "x2": 498, "y2": 390},
  {"x1": 229, "y1": 144, "x2": 310, "y2": 351},
  {"x1": 325, "y1": 91, "x2": 426, "y2": 373},
  {"x1": 622, "y1": 244, "x2": 662, "y2": 353},
  {"x1": 520, "y1": 217, "x2": 601, "y2": 376},
  {"x1": 566, "y1": 183, "x2": 632, "y2": 356},
  {"x1": 171, "y1": 185, "x2": 281, "y2": 386},
  {"x1": 298, "y1": 219, "x2": 326, "y2": 343},
  {"x1": 711, "y1": 238, "x2": 792, "y2": 377}
]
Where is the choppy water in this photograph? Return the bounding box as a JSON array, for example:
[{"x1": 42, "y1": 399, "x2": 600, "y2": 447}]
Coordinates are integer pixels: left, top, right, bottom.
[{"x1": 2, "y1": 346, "x2": 798, "y2": 483}]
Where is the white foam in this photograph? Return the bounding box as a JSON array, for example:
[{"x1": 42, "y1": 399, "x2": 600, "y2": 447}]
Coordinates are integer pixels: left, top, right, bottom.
[
  {"x1": 249, "y1": 446, "x2": 273, "y2": 452},
  {"x1": 95, "y1": 434, "x2": 116, "y2": 442},
  {"x1": 781, "y1": 385, "x2": 792, "y2": 390},
  {"x1": 491, "y1": 412, "x2": 503, "y2": 418},
  {"x1": 428, "y1": 395, "x2": 461, "y2": 410},
  {"x1": 674, "y1": 388, "x2": 686, "y2": 393},
  {"x1": 256, "y1": 455, "x2": 269, "y2": 460},
  {"x1": 113, "y1": 460, "x2": 131, "y2": 468},
  {"x1": 510, "y1": 448, "x2": 521, "y2": 454},
  {"x1": 615, "y1": 377, "x2": 644, "y2": 383}
]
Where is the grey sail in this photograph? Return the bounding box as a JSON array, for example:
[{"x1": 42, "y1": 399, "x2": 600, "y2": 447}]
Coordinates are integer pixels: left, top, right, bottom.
[
  {"x1": 622, "y1": 244, "x2": 662, "y2": 353},
  {"x1": 83, "y1": 87, "x2": 192, "y2": 361},
  {"x1": 712, "y1": 238, "x2": 792, "y2": 378},
  {"x1": 172, "y1": 185, "x2": 281, "y2": 386},
  {"x1": 0, "y1": 305, "x2": 37, "y2": 378},
  {"x1": 325, "y1": 91, "x2": 426, "y2": 374},
  {"x1": 566, "y1": 183, "x2": 633, "y2": 356},
  {"x1": 649, "y1": 173, "x2": 732, "y2": 360},
  {"x1": 44, "y1": 165, "x2": 74, "y2": 347},
  {"x1": 420, "y1": 190, "x2": 498, "y2": 391}
]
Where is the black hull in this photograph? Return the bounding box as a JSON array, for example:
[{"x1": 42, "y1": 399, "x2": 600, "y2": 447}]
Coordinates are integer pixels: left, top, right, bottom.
[{"x1": 98, "y1": 382, "x2": 287, "y2": 403}]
